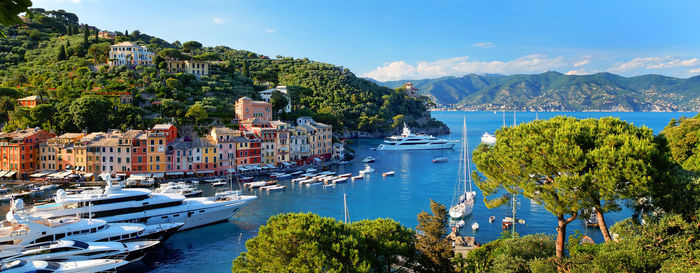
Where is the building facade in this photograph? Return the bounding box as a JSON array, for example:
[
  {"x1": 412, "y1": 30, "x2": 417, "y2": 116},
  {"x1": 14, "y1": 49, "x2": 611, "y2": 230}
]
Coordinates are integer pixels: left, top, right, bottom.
[
  {"x1": 108, "y1": 42, "x2": 155, "y2": 67},
  {"x1": 1, "y1": 128, "x2": 54, "y2": 179},
  {"x1": 234, "y1": 97, "x2": 272, "y2": 122}
]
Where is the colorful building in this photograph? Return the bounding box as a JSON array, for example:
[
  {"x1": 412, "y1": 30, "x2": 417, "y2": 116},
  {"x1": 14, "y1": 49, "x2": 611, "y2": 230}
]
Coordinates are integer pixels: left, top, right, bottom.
[
  {"x1": 258, "y1": 86, "x2": 291, "y2": 113},
  {"x1": 165, "y1": 58, "x2": 210, "y2": 78},
  {"x1": 209, "y1": 127, "x2": 240, "y2": 175},
  {"x1": 108, "y1": 42, "x2": 155, "y2": 67},
  {"x1": 0, "y1": 128, "x2": 54, "y2": 179},
  {"x1": 234, "y1": 134, "x2": 261, "y2": 166},
  {"x1": 234, "y1": 97, "x2": 272, "y2": 122},
  {"x1": 152, "y1": 123, "x2": 177, "y2": 144},
  {"x1": 296, "y1": 117, "x2": 333, "y2": 161},
  {"x1": 17, "y1": 96, "x2": 44, "y2": 108},
  {"x1": 38, "y1": 133, "x2": 85, "y2": 173},
  {"x1": 147, "y1": 131, "x2": 167, "y2": 174},
  {"x1": 270, "y1": 121, "x2": 291, "y2": 164}
]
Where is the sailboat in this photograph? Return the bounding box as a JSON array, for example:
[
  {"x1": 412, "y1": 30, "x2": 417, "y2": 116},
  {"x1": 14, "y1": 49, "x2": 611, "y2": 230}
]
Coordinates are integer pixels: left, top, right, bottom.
[
  {"x1": 432, "y1": 148, "x2": 448, "y2": 163},
  {"x1": 449, "y1": 117, "x2": 477, "y2": 219}
]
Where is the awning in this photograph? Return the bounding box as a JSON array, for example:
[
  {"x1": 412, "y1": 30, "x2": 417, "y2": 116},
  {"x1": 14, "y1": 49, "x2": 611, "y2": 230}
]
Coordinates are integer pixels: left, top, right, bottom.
[
  {"x1": 186, "y1": 171, "x2": 194, "y2": 175},
  {"x1": 130, "y1": 173, "x2": 148, "y2": 178},
  {"x1": 166, "y1": 171, "x2": 184, "y2": 176},
  {"x1": 30, "y1": 171, "x2": 53, "y2": 178},
  {"x1": 84, "y1": 173, "x2": 94, "y2": 178},
  {"x1": 152, "y1": 173, "x2": 165, "y2": 178},
  {"x1": 0, "y1": 171, "x2": 8, "y2": 177},
  {"x1": 196, "y1": 170, "x2": 215, "y2": 174},
  {"x1": 4, "y1": 171, "x2": 16, "y2": 178}
]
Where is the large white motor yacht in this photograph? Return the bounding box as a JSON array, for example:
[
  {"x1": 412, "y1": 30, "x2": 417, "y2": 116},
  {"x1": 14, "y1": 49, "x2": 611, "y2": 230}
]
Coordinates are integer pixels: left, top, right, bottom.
[
  {"x1": 27, "y1": 177, "x2": 256, "y2": 230},
  {"x1": 0, "y1": 258, "x2": 128, "y2": 273},
  {"x1": 377, "y1": 123, "x2": 455, "y2": 151},
  {"x1": 0, "y1": 239, "x2": 159, "y2": 262}
]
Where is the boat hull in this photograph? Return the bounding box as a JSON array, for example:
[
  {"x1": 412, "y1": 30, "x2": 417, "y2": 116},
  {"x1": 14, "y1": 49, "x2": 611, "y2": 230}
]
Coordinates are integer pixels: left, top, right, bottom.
[{"x1": 377, "y1": 142, "x2": 455, "y2": 151}]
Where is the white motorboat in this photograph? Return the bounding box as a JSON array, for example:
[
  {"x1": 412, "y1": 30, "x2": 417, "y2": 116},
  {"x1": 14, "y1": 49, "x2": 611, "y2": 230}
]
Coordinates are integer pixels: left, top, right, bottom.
[
  {"x1": 305, "y1": 168, "x2": 317, "y2": 173},
  {"x1": 449, "y1": 118, "x2": 477, "y2": 219},
  {"x1": 358, "y1": 165, "x2": 375, "y2": 175},
  {"x1": 260, "y1": 185, "x2": 286, "y2": 192},
  {"x1": 377, "y1": 123, "x2": 456, "y2": 150},
  {"x1": 481, "y1": 132, "x2": 496, "y2": 145},
  {"x1": 0, "y1": 201, "x2": 146, "y2": 247},
  {"x1": 154, "y1": 183, "x2": 202, "y2": 197},
  {"x1": 1, "y1": 239, "x2": 159, "y2": 262},
  {"x1": 432, "y1": 157, "x2": 448, "y2": 163},
  {"x1": 382, "y1": 171, "x2": 395, "y2": 177},
  {"x1": 212, "y1": 181, "x2": 227, "y2": 187},
  {"x1": 361, "y1": 157, "x2": 376, "y2": 163},
  {"x1": 456, "y1": 220, "x2": 465, "y2": 228},
  {"x1": 290, "y1": 171, "x2": 304, "y2": 176},
  {"x1": 472, "y1": 222, "x2": 479, "y2": 230},
  {"x1": 0, "y1": 259, "x2": 129, "y2": 273},
  {"x1": 24, "y1": 174, "x2": 256, "y2": 231}
]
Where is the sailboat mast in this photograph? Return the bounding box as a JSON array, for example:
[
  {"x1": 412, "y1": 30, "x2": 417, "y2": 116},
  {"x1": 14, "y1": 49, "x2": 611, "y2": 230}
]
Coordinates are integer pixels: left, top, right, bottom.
[
  {"x1": 463, "y1": 117, "x2": 472, "y2": 192},
  {"x1": 512, "y1": 193, "x2": 516, "y2": 235},
  {"x1": 343, "y1": 193, "x2": 349, "y2": 223}
]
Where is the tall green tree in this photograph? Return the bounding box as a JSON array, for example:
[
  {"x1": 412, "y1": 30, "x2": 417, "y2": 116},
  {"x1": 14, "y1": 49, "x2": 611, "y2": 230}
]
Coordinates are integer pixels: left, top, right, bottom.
[
  {"x1": 415, "y1": 199, "x2": 454, "y2": 273},
  {"x1": 83, "y1": 25, "x2": 89, "y2": 45},
  {"x1": 185, "y1": 104, "x2": 208, "y2": 124},
  {"x1": 69, "y1": 97, "x2": 112, "y2": 132},
  {"x1": 232, "y1": 213, "x2": 371, "y2": 273},
  {"x1": 0, "y1": 0, "x2": 31, "y2": 37},
  {"x1": 270, "y1": 90, "x2": 288, "y2": 114},
  {"x1": 349, "y1": 219, "x2": 417, "y2": 272},
  {"x1": 57, "y1": 44, "x2": 66, "y2": 61},
  {"x1": 473, "y1": 117, "x2": 659, "y2": 259},
  {"x1": 182, "y1": 40, "x2": 202, "y2": 53}
]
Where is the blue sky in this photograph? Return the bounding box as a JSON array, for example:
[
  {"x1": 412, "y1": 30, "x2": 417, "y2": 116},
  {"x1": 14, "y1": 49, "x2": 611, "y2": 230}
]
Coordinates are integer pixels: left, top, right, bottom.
[{"x1": 33, "y1": 0, "x2": 700, "y2": 81}]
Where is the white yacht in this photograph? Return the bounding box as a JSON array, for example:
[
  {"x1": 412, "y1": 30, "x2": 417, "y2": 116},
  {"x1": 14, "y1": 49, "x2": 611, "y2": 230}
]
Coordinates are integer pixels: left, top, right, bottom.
[
  {"x1": 358, "y1": 165, "x2": 375, "y2": 175},
  {"x1": 154, "y1": 182, "x2": 202, "y2": 197},
  {"x1": 27, "y1": 176, "x2": 257, "y2": 231},
  {"x1": 449, "y1": 118, "x2": 477, "y2": 219},
  {"x1": 481, "y1": 132, "x2": 496, "y2": 145},
  {"x1": 1, "y1": 239, "x2": 159, "y2": 262},
  {"x1": 0, "y1": 202, "x2": 145, "y2": 247},
  {"x1": 377, "y1": 123, "x2": 455, "y2": 150},
  {"x1": 0, "y1": 258, "x2": 128, "y2": 273}
]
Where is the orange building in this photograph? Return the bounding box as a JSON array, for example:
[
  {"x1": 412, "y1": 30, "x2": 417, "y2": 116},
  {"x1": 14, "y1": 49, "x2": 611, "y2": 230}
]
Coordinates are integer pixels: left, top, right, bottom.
[
  {"x1": 147, "y1": 131, "x2": 167, "y2": 174},
  {"x1": 152, "y1": 124, "x2": 177, "y2": 144},
  {"x1": 0, "y1": 128, "x2": 54, "y2": 179},
  {"x1": 17, "y1": 96, "x2": 44, "y2": 108},
  {"x1": 234, "y1": 97, "x2": 272, "y2": 122}
]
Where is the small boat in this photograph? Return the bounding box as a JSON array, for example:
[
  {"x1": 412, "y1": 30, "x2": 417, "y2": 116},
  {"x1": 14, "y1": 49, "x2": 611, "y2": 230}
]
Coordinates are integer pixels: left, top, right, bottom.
[
  {"x1": 489, "y1": 216, "x2": 495, "y2": 223},
  {"x1": 244, "y1": 181, "x2": 274, "y2": 189},
  {"x1": 351, "y1": 175, "x2": 363, "y2": 181},
  {"x1": 261, "y1": 185, "x2": 286, "y2": 192},
  {"x1": 319, "y1": 171, "x2": 336, "y2": 176},
  {"x1": 190, "y1": 180, "x2": 200, "y2": 185},
  {"x1": 290, "y1": 171, "x2": 304, "y2": 176},
  {"x1": 39, "y1": 184, "x2": 58, "y2": 191},
  {"x1": 212, "y1": 181, "x2": 227, "y2": 187},
  {"x1": 382, "y1": 171, "x2": 395, "y2": 177},
  {"x1": 456, "y1": 220, "x2": 465, "y2": 228},
  {"x1": 333, "y1": 177, "x2": 348, "y2": 184},
  {"x1": 305, "y1": 168, "x2": 317, "y2": 173},
  {"x1": 359, "y1": 165, "x2": 375, "y2": 175},
  {"x1": 472, "y1": 222, "x2": 480, "y2": 230},
  {"x1": 339, "y1": 161, "x2": 349, "y2": 164},
  {"x1": 338, "y1": 173, "x2": 352, "y2": 178},
  {"x1": 432, "y1": 156, "x2": 448, "y2": 163},
  {"x1": 306, "y1": 180, "x2": 323, "y2": 186},
  {"x1": 361, "y1": 156, "x2": 376, "y2": 163},
  {"x1": 481, "y1": 132, "x2": 497, "y2": 145},
  {"x1": 502, "y1": 217, "x2": 513, "y2": 229},
  {"x1": 276, "y1": 173, "x2": 292, "y2": 179},
  {"x1": 298, "y1": 178, "x2": 316, "y2": 185},
  {"x1": 238, "y1": 176, "x2": 253, "y2": 182}
]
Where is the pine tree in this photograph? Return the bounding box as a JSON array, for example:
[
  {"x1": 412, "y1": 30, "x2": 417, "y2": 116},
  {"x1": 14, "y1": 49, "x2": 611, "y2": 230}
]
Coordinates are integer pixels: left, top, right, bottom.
[
  {"x1": 66, "y1": 25, "x2": 71, "y2": 35},
  {"x1": 57, "y1": 45, "x2": 66, "y2": 61},
  {"x1": 415, "y1": 200, "x2": 454, "y2": 273},
  {"x1": 83, "y1": 25, "x2": 89, "y2": 45},
  {"x1": 94, "y1": 27, "x2": 98, "y2": 41},
  {"x1": 125, "y1": 30, "x2": 128, "y2": 36}
]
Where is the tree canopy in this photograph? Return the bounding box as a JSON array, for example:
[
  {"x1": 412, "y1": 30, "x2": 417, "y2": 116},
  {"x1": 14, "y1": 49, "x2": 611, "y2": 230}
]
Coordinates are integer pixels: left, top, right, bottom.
[{"x1": 473, "y1": 116, "x2": 659, "y2": 259}]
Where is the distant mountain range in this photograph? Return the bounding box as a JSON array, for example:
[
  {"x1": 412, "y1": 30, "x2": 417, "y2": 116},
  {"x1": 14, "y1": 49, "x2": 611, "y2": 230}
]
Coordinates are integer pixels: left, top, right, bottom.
[{"x1": 370, "y1": 71, "x2": 700, "y2": 111}]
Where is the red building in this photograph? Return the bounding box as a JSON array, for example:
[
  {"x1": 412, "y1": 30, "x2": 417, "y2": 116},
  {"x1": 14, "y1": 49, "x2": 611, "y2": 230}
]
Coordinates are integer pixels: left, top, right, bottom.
[
  {"x1": 0, "y1": 128, "x2": 54, "y2": 179},
  {"x1": 17, "y1": 96, "x2": 44, "y2": 108},
  {"x1": 152, "y1": 124, "x2": 177, "y2": 144},
  {"x1": 234, "y1": 134, "x2": 261, "y2": 166},
  {"x1": 123, "y1": 130, "x2": 148, "y2": 173}
]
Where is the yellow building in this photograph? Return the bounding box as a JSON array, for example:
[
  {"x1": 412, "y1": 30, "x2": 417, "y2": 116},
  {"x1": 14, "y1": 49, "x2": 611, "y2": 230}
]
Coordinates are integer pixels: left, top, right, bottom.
[
  {"x1": 165, "y1": 59, "x2": 210, "y2": 78},
  {"x1": 147, "y1": 131, "x2": 167, "y2": 174}
]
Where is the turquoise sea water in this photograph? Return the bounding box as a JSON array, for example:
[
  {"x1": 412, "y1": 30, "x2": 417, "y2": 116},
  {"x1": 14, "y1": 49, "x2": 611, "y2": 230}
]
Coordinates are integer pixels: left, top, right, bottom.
[
  {"x1": 133, "y1": 111, "x2": 696, "y2": 273},
  {"x1": 7, "y1": 111, "x2": 691, "y2": 272}
]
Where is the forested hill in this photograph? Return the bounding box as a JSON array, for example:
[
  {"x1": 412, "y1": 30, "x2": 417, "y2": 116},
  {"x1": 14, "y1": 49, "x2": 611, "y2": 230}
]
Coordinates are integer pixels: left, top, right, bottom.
[
  {"x1": 0, "y1": 8, "x2": 447, "y2": 136},
  {"x1": 373, "y1": 71, "x2": 700, "y2": 111}
]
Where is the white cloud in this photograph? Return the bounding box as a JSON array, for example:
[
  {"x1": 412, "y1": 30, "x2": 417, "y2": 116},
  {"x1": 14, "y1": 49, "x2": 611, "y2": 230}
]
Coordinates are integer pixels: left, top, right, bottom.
[
  {"x1": 212, "y1": 17, "x2": 225, "y2": 24},
  {"x1": 690, "y1": 68, "x2": 700, "y2": 74},
  {"x1": 473, "y1": 42, "x2": 494, "y2": 48},
  {"x1": 565, "y1": 69, "x2": 598, "y2": 75},
  {"x1": 573, "y1": 57, "x2": 591, "y2": 67},
  {"x1": 362, "y1": 54, "x2": 567, "y2": 81},
  {"x1": 608, "y1": 56, "x2": 699, "y2": 72},
  {"x1": 265, "y1": 28, "x2": 277, "y2": 33}
]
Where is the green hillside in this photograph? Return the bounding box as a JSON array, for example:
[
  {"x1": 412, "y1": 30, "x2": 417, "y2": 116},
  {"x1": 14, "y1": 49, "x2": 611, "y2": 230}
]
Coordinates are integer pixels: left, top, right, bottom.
[
  {"x1": 0, "y1": 8, "x2": 446, "y2": 135},
  {"x1": 375, "y1": 71, "x2": 700, "y2": 111}
]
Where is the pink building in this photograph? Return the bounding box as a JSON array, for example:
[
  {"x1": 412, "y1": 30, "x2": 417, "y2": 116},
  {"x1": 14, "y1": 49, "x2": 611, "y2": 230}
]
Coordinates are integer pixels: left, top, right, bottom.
[{"x1": 234, "y1": 97, "x2": 272, "y2": 122}]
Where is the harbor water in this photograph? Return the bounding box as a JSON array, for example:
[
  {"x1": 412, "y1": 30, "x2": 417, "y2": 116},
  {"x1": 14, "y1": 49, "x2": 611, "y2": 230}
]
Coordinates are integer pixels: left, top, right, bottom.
[{"x1": 3, "y1": 111, "x2": 696, "y2": 272}]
